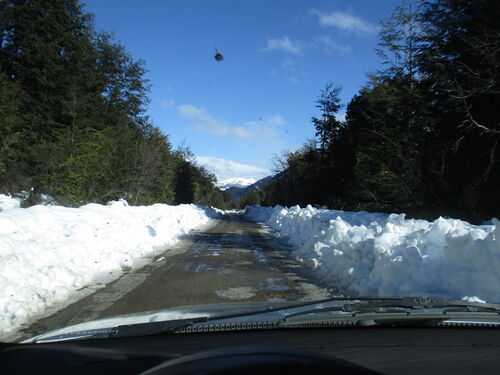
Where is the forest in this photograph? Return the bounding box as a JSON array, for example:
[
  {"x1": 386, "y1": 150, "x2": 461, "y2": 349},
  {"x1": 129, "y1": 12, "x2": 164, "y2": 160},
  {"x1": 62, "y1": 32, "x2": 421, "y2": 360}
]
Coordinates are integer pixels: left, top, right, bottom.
[
  {"x1": 245, "y1": 0, "x2": 499, "y2": 223},
  {"x1": 0, "y1": 0, "x2": 230, "y2": 208},
  {"x1": 1, "y1": 0, "x2": 499, "y2": 223}
]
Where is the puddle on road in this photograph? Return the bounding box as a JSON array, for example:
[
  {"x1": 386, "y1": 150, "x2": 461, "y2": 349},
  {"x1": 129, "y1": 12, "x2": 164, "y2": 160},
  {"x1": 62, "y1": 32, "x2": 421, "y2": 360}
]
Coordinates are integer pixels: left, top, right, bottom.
[
  {"x1": 216, "y1": 267, "x2": 233, "y2": 275},
  {"x1": 252, "y1": 247, "x2": 268, "y2": 265},
  {"x1": 194, "y1": 263, "x2": 214, "y2": 273},
  {"x1": 267, "y1": 297, "x2": 288, "y2": 302},
  {"x1": 215, "y1": 287, "x2": 257, "y2": 300},
  {"x1": 261, "y1": 277, "x2": 291, "y2": 291}
]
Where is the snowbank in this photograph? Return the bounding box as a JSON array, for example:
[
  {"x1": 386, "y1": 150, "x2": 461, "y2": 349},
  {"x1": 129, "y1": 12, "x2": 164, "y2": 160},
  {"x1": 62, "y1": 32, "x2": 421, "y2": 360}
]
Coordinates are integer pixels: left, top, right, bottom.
[
  {"x1": 0, "y1": 201, "x2": 219, "y2": 337},
  {"x1": 245, "y1": 205, "x2": 499, "y2": 302},
  {"x1": 0, "y1": 194, "x2": 22, "y2": 211}
]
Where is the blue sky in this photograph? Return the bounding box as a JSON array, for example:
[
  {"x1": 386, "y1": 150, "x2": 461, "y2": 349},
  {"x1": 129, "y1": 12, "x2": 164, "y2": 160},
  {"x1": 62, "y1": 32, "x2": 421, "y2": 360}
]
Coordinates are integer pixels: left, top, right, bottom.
[{"x1": 83, "y1": 0, "x2": 401, "y2": 181}]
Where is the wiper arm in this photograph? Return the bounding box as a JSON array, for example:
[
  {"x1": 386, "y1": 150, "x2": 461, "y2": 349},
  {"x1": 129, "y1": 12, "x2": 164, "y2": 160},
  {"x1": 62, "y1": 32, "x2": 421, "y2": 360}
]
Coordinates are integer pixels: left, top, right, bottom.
[
  {"x1": 36, "y1": 296, "x2": 499, "y2": 342},
  {"x1": 342, "y1": 297, "x2": 500, "y2": 313},
  {"x1": 283, "y1": 297, "x2": 500, "y2": 322},
  {"x1": 109, "y1": 317, "x2": 208, "y2": 338},
  {"x1": 108, "y1": 297, "x2": 393, "y2": 338},
  {"x1": 37, "y1": 297, "x2": 391, "y2": 342}
]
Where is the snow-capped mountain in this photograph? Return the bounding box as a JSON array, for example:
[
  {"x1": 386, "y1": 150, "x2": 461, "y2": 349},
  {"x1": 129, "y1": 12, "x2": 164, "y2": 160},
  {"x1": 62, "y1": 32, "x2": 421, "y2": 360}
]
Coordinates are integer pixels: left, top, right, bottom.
[
  {"x1": 216, "y1": 177, "x2": 257, "y2": 191},
  {"x1": 216, "y1": 175, "x2": 277, "y2": 199}
]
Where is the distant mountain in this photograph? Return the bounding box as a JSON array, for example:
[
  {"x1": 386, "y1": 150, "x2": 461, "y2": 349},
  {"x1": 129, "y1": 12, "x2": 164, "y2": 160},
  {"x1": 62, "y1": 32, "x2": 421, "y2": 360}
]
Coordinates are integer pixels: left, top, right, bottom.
[
  {"x1": 216, "y1": 177, "x2": 256, "y2": 191},
  {"x1": 218, "y1": 175, "x2": 277, "y2": 199},
  {"x1": 242, "y1": 175, "x2": 276, "y2": 193}
]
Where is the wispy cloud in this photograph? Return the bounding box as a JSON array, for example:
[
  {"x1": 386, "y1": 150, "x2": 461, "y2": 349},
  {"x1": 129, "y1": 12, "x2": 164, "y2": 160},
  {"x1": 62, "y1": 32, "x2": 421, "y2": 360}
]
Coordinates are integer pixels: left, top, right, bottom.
[
  {"x1": 161, "y1": 98, "x2": 175, "y2": 110},
  {"x1": 178, "y1": 104, "x2": 285, "y2": 142},
  {"x1": 195, "y1": 156, "x2": 270, "y2": 181},
  {"x1": 263, "y1": 36, "x2": 302, "y2": 55},
  {"x1": 243, "y1": 114, "x2": 286, "y2": 127},
  {"x1": 312, "y1": 9, "x2": 378, "y2": 36},
  {"x1": 281, "y1": 57, "x2": 306, "y2": 84},
  {"x1": 313, "y1": 35, "x2": 351, "y2": 55},
  {"x1": 178, "y1": 104, "x2": 250, "y2": 140}
]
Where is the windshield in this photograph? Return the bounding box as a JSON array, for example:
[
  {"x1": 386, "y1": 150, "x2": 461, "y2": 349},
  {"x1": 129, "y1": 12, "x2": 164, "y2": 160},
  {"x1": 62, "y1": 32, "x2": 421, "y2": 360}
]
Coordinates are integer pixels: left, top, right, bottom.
[{"x1": 0, "y1": 0, "x2": 498, "y2": 343}]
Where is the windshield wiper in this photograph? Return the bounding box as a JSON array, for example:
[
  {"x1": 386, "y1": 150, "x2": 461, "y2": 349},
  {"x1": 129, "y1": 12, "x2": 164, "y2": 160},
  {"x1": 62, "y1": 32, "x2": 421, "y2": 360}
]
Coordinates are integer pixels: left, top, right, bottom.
[
  {"x1": 33, "y1": 297, "x2": 500, "y2": 342},
  {"x1": 107, "y1": 297, "x2": 387, "y2": 338},
  {"x1": 282, "y1": 297, "x2": 500, "y2": 327},
  {"x1": 33, "y1": 297, "x2": 397, "y2": 342}
]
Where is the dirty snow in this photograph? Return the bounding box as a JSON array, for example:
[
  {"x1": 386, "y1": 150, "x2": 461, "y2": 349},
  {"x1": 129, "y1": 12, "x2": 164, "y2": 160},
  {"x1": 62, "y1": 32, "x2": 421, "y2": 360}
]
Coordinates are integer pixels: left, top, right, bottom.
[
  {"x1": 245, "y1": 205, "x2": 499, "y2": 303},
  {"x1": 0, "y1": 200, "x2": 219, "y2": 338}
]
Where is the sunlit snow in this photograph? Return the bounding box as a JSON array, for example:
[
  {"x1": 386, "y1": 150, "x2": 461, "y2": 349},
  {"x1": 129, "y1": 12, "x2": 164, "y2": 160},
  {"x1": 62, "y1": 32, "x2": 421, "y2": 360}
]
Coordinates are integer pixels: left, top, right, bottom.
[
  {"x1": 245, "y1": 205, "x2": 499, "y2": 303},
  {"x1": 216, "y1": 177, "x2": 256, "y2": 190},
  {"x1": 0, "y1": 200, "x2": 219, "y2": 338}
]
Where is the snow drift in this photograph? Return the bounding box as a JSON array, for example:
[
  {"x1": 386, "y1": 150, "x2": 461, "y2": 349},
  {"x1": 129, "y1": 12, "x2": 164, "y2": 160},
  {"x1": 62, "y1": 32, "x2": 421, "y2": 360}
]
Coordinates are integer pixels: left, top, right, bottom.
[
  {"x1": 0, "y1": 194, "x2": 23, "y2": 211},
  {"x1": 245, "y1": 205, "x2": 499, "y2": 303},
  {"x1": 0, "y1": 200, "x2": 219, "y2": 337}
]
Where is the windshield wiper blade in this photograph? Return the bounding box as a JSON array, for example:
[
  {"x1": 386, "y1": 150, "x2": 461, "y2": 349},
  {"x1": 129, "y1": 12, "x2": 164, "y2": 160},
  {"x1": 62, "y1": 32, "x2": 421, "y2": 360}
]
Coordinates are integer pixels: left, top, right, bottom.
[
  {"x1": 343, "y1": 297, "x2": 500, "y2": 313},
  {"x1": 282, "y1": 297, "x2": 500, "y2": 322},
  {"x1": 34, "y1": 297, "x2": 393, "y2": 342},
  {"x1": 108, "y1": 317, "x2": 208, "y2": 338},
  {"x1": 89, "y1": 297, "x2": 401, "y2": 339},
  {"x1": 105, "y1": 297, "x2": 386, "y2": 338},
  {"x1": 37, "y1": 296, "x2": 499, "y2": 342}
]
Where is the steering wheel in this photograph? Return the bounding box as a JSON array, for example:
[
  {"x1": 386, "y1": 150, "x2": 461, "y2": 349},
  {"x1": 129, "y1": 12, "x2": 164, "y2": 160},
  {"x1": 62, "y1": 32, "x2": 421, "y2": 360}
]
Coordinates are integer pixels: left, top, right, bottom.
[{"x1": 140, "y1": 346, "x2": 383, "y2": 375}]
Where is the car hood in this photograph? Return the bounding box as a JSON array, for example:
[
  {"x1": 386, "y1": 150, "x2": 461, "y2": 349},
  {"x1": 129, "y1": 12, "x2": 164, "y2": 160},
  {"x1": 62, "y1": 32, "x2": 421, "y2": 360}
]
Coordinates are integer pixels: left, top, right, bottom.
[
  {"x1": 23, "y1": 297, "x2": 500, "y2": 343},
  {"x1": 23, "y1": 300, "x2": 312, "y2": 343}
]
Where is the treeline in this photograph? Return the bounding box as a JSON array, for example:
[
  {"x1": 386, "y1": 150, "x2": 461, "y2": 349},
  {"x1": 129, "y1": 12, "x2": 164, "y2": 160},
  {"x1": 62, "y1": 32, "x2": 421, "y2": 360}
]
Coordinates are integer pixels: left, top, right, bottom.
[
  {"x1": 0, "y1": 0, "x2": 229, "y2": 208},
  {"x1": 262, "y1": 0, "x2": 499, "y2": 222}
]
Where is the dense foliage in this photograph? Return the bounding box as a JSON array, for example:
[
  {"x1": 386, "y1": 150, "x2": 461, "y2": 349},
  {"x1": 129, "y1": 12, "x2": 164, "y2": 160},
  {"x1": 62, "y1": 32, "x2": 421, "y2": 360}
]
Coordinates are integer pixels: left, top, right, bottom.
[
  {"x1": 0, "y1": 0, "x2": 228, "y2": 207},
  {"x1": 262, "y1": 0, "x2": 499, "y2": 222}
]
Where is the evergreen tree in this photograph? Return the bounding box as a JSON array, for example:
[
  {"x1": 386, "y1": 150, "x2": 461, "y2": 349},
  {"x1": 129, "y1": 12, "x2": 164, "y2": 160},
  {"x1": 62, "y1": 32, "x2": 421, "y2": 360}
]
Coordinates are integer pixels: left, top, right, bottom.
[
  {"x1": 311, "y1": 84, "x2": 344, "y2": 150},
  {"x1": 0, "y1": 69, "x2": 21, "y2": 189},
  {"x1": 0, "y1": 0, "x2": 224, "y2": 208},
  {"x1": 418, "y1": 0, "x2": 500, "y2": 216}
]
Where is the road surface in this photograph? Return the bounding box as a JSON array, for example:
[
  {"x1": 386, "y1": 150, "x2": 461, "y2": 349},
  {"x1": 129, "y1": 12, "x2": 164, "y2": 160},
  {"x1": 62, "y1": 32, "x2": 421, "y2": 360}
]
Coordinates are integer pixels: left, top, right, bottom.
[{"x1": 18, "y1": 214, "x2": 332, "y2": 340}]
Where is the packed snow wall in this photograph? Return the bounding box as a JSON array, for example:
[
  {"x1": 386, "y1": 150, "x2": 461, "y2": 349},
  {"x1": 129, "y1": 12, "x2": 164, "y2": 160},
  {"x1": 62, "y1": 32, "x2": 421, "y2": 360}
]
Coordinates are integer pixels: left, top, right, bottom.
[
  {"x1": 0, "y1": 200, "x2": 219, "y2": 337},
  {"x1": 245, "y1": 205, "x2": 499, "y2": 303}
]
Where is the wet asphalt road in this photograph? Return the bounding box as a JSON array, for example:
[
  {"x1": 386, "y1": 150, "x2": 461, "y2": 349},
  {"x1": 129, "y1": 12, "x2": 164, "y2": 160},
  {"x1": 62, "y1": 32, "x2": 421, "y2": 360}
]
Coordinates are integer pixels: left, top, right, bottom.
[{"x1": 18, "y1": 214, "x2": 331, "y2": 340}]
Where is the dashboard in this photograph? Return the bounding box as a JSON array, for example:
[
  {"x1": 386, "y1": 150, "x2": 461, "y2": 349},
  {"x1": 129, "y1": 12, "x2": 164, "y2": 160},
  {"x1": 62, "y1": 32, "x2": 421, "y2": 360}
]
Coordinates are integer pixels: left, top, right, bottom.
[{"x1": 2, "y1": 326, "x2": 500, "y2": 374}]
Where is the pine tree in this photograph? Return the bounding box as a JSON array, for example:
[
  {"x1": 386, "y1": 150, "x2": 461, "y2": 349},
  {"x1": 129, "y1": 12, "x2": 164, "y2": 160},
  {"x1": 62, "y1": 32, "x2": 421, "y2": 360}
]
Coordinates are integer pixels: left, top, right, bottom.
[
  {"x1": 418, "y1": 0, "x2": 500, "y2": 216},
  {"x1": 0, "y1": 69, "x2": 21, "y2": 189},
  {"x1": 311, "y1": 84, "x2": 344, "y2": 150}
]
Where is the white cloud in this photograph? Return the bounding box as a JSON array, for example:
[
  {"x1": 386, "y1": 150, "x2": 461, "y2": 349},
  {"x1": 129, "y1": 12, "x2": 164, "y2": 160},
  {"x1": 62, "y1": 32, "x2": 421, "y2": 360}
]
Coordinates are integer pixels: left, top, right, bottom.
[
  {"x1": 265, "y1": 114, "x2": 286, "y2": 126},
  {"x1": 178, "y1": 104, "x2": 285, "y2": 142},
  {"x1": 178, "y1": 104, "x2": 251, "y2": 140},
  {"x1": 263, "y1": 36, "x2": 302, "y2": 55},
  {"x1": 312, "y1": 10, "x2": 378, "y2": 36},
  {"x1": 243, "y1": 114, "x2": 286, "y2": 127},
  {"x1": 195, "y1": 156, "x2": 270, "y2": 182},
  {"x1": 161, "y1": 98, "x2": 175, "y2": 109},
  {"x1": 313, "y1": 35, "x2": 351, "y2": 55}
]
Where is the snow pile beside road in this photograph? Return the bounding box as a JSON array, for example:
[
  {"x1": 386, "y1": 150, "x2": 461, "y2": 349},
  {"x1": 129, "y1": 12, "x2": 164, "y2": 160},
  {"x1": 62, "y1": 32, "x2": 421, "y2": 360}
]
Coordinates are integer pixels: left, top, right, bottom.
[
  {"x1": 0, "y1": 194, "x2": 22, "y2": 211},
  {"x1": 245, "y1": 205, "x2": 499, "y2": 302},
  {"x1": 0, "y1": 201, "x2": 219, "y2": 337}
]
